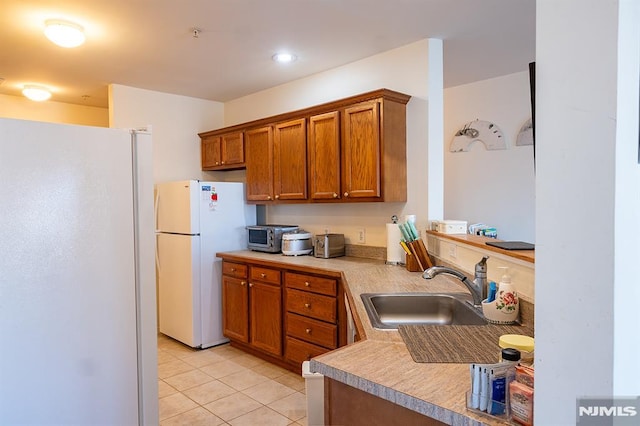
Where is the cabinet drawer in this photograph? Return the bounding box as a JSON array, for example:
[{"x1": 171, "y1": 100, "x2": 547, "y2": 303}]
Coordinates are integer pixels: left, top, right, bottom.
[
  {"x1": 223, "y1": 261, "x2": 247, "y2": 279},
  {"x1": 286, "y1": 313, "x2": 337, "y2": 349},
  {"x1": 285, "y1": 336, "x2": 328, "y2": 365},
  {"x1": 286, "y1": 289, "x2": 336, "y2": 322},
  {"x1": 285, "y1": 272, "x2": 336, "y2": 296},
  {"x1": 250, "y1": 266, "x2": 281, "y2": 285}
]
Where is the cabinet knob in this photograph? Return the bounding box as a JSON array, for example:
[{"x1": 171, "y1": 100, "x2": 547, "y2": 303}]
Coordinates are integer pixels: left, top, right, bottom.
[
  {"x1": 275, "y1": 194, "x2": 280, "y2": 200},
  {"x1": 333, "y1": 193, "x2": 338, "y2": 198},
  {"x1": 267, "y1": 195, "x2": 272, "y2": 200},
  {"x1": 305, "y1": 328, "x2": 312, "y2": 334},
  {"x1": 215, "y1": 161, "x2": 219, "y2": 165},
  {"x1": 231, "y1": 267, "x2": 236, "y2": 272},
  {"x1": 260, "y1": 273, "x2": 266, "y2": 278},
  {"x1": 221, "y1": 161, "x2": 225, "y2": 164},
  {"x1": 344, "y1": 192, "x2": 349, "y2": 197},
  {"x1": 240, "y1": 281, "x2": 246, "y2": 286},
  {"x1": 249, "y1": 283, "x2": 254, "y2": 287},
  {"x1": 304, "y1": 281, "x2": 310, "y2": 287},
  {"x1": 304, "y1": 303, "x2": 311, "y2": 308}
]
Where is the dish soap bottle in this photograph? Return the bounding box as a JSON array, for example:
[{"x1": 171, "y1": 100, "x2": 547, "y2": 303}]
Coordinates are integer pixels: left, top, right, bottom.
[{"x1": 496, "y1": 267, "x2": 519, "y2": 322}]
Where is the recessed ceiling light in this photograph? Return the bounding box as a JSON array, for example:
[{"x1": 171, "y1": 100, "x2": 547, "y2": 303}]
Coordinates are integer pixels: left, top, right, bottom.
[
  {"x1": 22, "y1": 85, "x2": 52, "y2": 102},
  {"x1": 44, "y1": 19, "x2": 85, "y2": 48},
  {"x1": 272, "y1": 53, "x2": 297, "y2": 63}
]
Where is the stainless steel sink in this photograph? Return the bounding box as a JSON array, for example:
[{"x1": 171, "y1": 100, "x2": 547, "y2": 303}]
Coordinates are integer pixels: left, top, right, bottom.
[{"x1": 360, "y1": 293, "x2": 488, "y2": 330}]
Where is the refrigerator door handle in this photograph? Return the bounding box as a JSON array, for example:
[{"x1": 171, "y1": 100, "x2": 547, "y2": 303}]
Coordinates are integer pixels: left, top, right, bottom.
[
  {"x1": 154, "y1": 190, "x2": 160, "y2": 232},
  {"x1": 155, "y1": 234, "x2": 160, "y2": 272}
]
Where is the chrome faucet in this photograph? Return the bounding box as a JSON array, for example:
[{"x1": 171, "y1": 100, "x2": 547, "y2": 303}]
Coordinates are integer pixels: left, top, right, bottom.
[{"x1": 421, "y1": 256, "x2": 489, "y2": 307}]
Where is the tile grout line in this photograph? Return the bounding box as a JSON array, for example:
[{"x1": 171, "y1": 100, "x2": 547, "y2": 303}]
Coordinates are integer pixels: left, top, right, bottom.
[{"x1": 157, "y1": 336, "x2": 307, "y2": 425}]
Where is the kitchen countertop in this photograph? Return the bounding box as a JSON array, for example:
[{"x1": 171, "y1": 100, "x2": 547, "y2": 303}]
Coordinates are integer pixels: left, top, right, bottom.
[{"x1": 217, "y1": 250, "x2": 524, "y2": 425}]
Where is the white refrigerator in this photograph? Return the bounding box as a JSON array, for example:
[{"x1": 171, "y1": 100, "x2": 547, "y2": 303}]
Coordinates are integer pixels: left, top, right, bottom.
[
  {"x1": 155, "y1": 180, "x2": 255, "y2": 348},
  {"x1": 0, "y1": 118, "x2": 158, "y2": 425}
]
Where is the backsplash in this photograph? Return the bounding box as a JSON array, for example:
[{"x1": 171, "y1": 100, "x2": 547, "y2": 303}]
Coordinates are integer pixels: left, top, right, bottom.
[{"x1": 345, "y1": 244, "x2": 386, "y2": 260}]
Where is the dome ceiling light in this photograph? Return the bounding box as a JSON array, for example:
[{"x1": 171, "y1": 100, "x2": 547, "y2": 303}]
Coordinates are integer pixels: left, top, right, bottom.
[
  {"x1": 272, "y1": 52, "x2": 297, "y2": 63},
  {"x1": 44, "y1": 19, "x2": 86, "y2": 48},
  {"x1": 22, "y1": 85, "x2": 52, "y2": 102}
]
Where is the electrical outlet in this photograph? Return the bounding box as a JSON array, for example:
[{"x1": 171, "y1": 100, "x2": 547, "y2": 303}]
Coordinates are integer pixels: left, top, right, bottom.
[
  {"x1": 448, "y1": 244, "x2": 457, "y2": 259},
  {"x1": 357, "y1": 228, "x2": 366, "y2": 244}
]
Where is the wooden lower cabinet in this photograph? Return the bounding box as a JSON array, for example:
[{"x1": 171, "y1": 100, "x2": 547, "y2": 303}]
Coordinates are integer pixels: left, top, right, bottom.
[
  {"x1": 249, "y1": 280, "x2": 282, "y2": 356},
  {"x1": 220, "y1": 259, "x2": 346, "y2": 373},
  {"x1": 283, "y1": 271, "x2": 345, "y2": 368},
  {"x1": 221, "y1": 262, "x2": 282, "y2": 357},
  {"x1": 221, "y1": 265, "x2": 249, "y2": 343},
  {"x1": 324, "y1": 378, "x2": 447, "y2": 426}
]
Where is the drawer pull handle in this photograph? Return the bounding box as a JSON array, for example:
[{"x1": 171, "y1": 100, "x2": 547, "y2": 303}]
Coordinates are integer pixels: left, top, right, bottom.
[
  {"x1": 304, "y1": 281, "x2": 310, "y2": 287},
  {"x1": 305, "y1": 328, "x2": 311, "y2": 334},
  {"x1": 260, "y1": 273, "x2": 266, "y2": 278},
  {"x1": 304, "y1": 303, "x2": 311, "y2": 308}
]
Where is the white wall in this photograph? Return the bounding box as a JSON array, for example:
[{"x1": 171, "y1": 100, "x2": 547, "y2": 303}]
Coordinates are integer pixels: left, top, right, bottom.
[
  {"x1": 224, "y1": 39, "x2": 434, "y2": 246},
  {"x1": 535, "y1": 0, "x2": 640, "y2": 422},
  {"x1": 108, "y1": 84, "x2": 224, "y2": 184},
  {"x1": 0, "y1": 93, "x2": 108, "y2": 127},
  {"x1": 444, "y1": 72, "x2": 535, "y2": 242},
  {"x1": 613, "y1": 0, "x2": 640, "y2": 396}
]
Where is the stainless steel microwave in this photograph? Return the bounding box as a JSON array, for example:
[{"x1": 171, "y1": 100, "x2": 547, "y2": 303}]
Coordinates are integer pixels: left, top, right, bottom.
[{"x1": 247, "y1": 225, "x2": 298, "y2": 253}]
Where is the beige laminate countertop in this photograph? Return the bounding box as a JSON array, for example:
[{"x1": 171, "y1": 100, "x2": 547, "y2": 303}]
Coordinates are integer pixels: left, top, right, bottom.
[{"x1": 217, "y1": 250, "x2": 512, "y2": 426}]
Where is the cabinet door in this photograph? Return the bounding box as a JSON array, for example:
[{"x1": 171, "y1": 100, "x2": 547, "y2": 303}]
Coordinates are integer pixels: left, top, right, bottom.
[
  {"x1": 249, "y1": 281, "x2": 282, "y2": 356},
  {"x1": 274, "y1": 118, "x2": 307, "y2": 201},
  {"x1": 245, "y1": 126, "x2": 274, "y2": 201},
  {"x1": 221, "y1": 132, "x2": 245, "y2": 166},
  {"x1": 222, "y1": 275, "x2": 249, "y2": 343},
  {"x1": 308, "y1": 111, "x2": 341, "y2": 200},
  {"x1": 342, "y1": 101, "x2": 381, "y2": 199},
  {"x1": 201, "y1": 136, "x2": 222, "y2": 169}
]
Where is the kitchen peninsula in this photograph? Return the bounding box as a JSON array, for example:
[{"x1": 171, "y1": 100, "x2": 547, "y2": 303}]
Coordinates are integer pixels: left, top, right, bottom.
[{"x1": 217, "y1": 249, "x2": 533, "y2": 425}]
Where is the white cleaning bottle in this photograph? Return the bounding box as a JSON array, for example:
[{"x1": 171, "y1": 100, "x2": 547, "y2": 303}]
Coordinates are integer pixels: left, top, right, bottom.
[{"x1": 496, "y1": 267, "x2": 519, "y2": 322}]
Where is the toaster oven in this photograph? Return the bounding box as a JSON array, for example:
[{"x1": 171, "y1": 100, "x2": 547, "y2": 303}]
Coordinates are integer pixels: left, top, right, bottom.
[{"x1": 247, "y1": 225, "x2": 298, "y2": 253}]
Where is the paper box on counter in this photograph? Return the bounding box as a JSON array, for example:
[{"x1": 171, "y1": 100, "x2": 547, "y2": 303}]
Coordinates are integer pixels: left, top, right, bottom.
[{"x1": 435, "y1": 220, "x2": 467, "y2": 234}]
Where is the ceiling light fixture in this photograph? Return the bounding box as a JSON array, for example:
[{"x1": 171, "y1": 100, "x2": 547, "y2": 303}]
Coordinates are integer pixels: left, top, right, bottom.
[
  {"x1": 272, "y1": 53, "x2": 297, "y2": 63},
  {"x1": 22, "y1": 85, "x2": 52, "y2": 102},
  {"x1": 44, "y1": 19, "x2": 86, "y2": 48}
]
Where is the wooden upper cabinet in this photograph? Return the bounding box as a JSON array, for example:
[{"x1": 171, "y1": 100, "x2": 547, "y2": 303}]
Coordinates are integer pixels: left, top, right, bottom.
[
  {"x1": 200, "y1": 89, "x2": 410, "y2": 203},
  {"x1": 200, "y1": 131, "x2": 245, "y2": 170},
  {"x1": 342, "y1": 101, "x2": 381, "y2": 200},
  {"x1": 221, "y1": 132, "x2": 245, "y2": 166},
  {"x1": 309, "y1": 111, "x2": 341, "y2": 200},
  {"x1": 274, "y1": 118, "x2": 307, "y2": 201},
  {"x1": 201, "y1": 135, "x2": 222, "y2": 169},
  {"x1": 245, "y1": 126, "x2": 274, "y2": 202}
]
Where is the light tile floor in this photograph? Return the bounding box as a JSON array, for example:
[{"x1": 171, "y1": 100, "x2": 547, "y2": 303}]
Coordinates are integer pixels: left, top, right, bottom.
[{"x1": 158, "y1": 334, "x2": 308, "y2": 425}]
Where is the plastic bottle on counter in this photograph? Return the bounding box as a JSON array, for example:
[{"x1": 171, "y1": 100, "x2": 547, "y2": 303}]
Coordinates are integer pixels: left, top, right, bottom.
[{"x1": 495, "y1": 267, "x2": 519, "y2": 322}]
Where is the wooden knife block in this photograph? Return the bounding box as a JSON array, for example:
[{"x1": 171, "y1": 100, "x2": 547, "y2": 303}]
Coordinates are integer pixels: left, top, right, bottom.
[{"x1": 405, "y1": 253, "x2": 423, "y2": 272}]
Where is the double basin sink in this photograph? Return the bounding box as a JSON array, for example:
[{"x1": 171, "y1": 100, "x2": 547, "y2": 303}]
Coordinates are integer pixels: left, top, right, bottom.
[{"x1": 361, "y1": 293, "x2": 487, "y2": 330}]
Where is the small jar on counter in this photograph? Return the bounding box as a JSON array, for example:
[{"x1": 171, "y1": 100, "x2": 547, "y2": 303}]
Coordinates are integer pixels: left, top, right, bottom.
[
  {"x1": 500, "y1": 347, "x2": 521, "y2": 363},
  {"x1": 499, "y1": 334, "x2": 534, "y2": 366}
]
